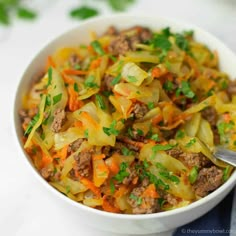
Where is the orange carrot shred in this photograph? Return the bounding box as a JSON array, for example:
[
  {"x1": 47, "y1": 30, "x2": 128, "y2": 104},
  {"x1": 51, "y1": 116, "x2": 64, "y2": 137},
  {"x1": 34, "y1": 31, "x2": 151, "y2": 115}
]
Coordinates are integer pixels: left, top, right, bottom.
[
  {"x1": 63, "y1": 69, "x2": 88, "y2": 76},
  {"x1": 142, "y1": 184, "x2": 159, "y2": 198},
  {"x1": 46, "y1": 56, "x2": 56, "y2": 70},
  {"x1": 93, "y1": 154, "x2": 106, "y2": 161},
  {"x1": 80, "y1": 176, "x2": 101, "y2": 197},
  {"x1": 223, "y1": 113, "x2": 231, "y2": 123},
  {"x1": 102, "y1": 195, "x2": 120, "y2": 213}
]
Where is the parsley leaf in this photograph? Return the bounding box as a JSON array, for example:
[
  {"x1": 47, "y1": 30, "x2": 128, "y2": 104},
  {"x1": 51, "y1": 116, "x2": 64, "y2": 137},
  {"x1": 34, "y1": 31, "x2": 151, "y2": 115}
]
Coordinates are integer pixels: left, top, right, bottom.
[
  {"x1": 84, "y1": 75, "x2": 99, "y2": 88},
  {"x1": 111, "y1": 74, "x2": 121, "y2": 86},
  {"x1": 113, "y1": 162, "x2": 130, "y2": 183},
  {"x1": 176, "y1": 81, "x2": 195, "y2": 98},
  {"x1": 121, "y1": 147, "x2": 133, "y2": 156},
  {"x1": 129, "y1": 193, "x2": 142, "y2": 205},
  {"x1": 24, "y1": 112, "x2": 40, "y2": 136},
  {"x1": 188, "y1": 166, "x2": 198, "y2": 184},
  {"x1": 152, "y1": 144, "x2": 175, "y2": 152},
  {"x1": 163, "y1": 81, "x2": 174, "y2": 92},
  {"x1": 147, "y1": 102, "x2": 155, "y2": 110},
  {"x1": 91, "y1": 40, "x2": 105, "y2": 56},
  {"x1": 17, "y1": 7, "x2": 37, "y2": 20},
  {"x1": 70, "y1": 6, "x2": 99, "y2": 20},
  {"x1": 159, "y1": 171, "x2": 180, "y2": 184},
  {"x1": 103, "y1": 120, "x2": 119, "y2": 136},
  {"x1": 151, "y1": 34, "x2": 171, "y2": 52},
  {"x1": 84, "y1": 129, "x2": 89, "y2": 138},
  {"x1": 127, "y1": 75, "x2": 138, "y2": 83},
  {"x1": 150, "y1": 133, "x2": 160, "y2": 141},
  {"x1": 110, "y1": 180, "x2": 115, "y2": 194},
  {"x1": 53, "y1": 93, "x2": 62, "y2": 105},
  {"x1": 175, "y1": 33, "x2": 190, "y2": 52},
  {"x1": 47, "y1": 67, "x2": 53, "y2": 87},
  {"x1": 95, "y1": 94, "x2": 106, "y2": 110},
  {"x1": 176, "y1": 130, "x2": 185, "y2": 139},
  {"x1": 185, "y1": 138, "x2": 196, "y2": 148},
  {"x1": 74, "y1": 83, "x2": 79, "y2": 92},
  {"x1": 223, "y1": 166, "x2": 230, "y2": 182}
]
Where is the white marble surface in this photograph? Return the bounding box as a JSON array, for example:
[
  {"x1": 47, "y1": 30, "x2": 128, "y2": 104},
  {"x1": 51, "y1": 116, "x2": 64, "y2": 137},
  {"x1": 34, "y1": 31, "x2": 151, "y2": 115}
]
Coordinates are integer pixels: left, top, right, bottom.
[{"x1": 1, "y1": 0, "x2": 236, "y2": 235}]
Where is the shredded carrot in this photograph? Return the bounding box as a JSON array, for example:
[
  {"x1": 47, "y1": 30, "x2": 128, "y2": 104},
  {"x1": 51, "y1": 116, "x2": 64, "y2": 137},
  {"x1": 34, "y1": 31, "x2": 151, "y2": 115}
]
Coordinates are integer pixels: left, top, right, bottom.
[
  {"x1": 132, "y1": 176, "x2": 139, "y2": 185},
  {"x1": 53, "y1": 145, "x2": 68, "y2": 160},
  {"x1": 73, "y1": 121, "x2": 83, "y2": 127},
  {"x1": 114, "y1": 185, "x2": 129, "y2": 198},
  {"x1": 63, "y1": 69, "x2": 88, "y2": 76},
  {"x1": 80, "y1": 111, "x2": 98, "y2": 128},
  {"x1": 102, "y1": 195, "x2": 120, "y2": 213},
  {"x1": 80, "y1": 176, "x2": 101, "y2": 197},
  {"x1": 68, "y1": 85, "x2": 84, "y2": 111},
  {"x1": 89, "y1": 58, "x2": 101, "y2": 69},
  {"x1": 223, "y1": 113, "x2": 231, "y2": 123},
  {"x1": 108, "y1": 161, "x2": 119, "y2": 174},
  {"x1": 152, "y1": 67, "x2": 161, "y2": 78},
  {"x1": 46, "y1": 56, "x2": 56, "y2": 70},
  {"x1": 41, "y1": 151, "x2": 53, "y2": 168},
  {"x1": 62, "y1": 73, "x2": 75, "y2": 84},
  {"x1": 120, "y1": 137, "x2": 144, "y2": 149},
  {"x1": 152, "y1": 114, "x2": 163, "y2": 125},
  {"x1": 93, "y1": 154, "x2": 106, "y2": 161},
  {"x1": 142, "y1": 184, "x2": 159, "y2": 198}
]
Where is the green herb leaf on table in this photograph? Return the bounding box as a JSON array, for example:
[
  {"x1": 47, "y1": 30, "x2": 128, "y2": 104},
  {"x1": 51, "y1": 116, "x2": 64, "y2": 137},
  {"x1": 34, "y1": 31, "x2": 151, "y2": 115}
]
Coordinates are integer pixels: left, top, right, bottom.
[
  {"x1": 107, "y1": 0, "x2": 136, "y2": 11},
  {"x1": 17, "y1": 7, "x2": 37, "y2": 20},
  {"x1": 70, "y1": 6, "x2": 99, "y2": 20}
]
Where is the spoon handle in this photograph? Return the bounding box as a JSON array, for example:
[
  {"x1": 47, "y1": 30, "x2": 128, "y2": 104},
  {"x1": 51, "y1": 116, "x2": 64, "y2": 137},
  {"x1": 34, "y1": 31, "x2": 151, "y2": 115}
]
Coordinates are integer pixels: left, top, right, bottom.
[{"x1": 214, "y1": 148, "x2": 236, "y2": 167}]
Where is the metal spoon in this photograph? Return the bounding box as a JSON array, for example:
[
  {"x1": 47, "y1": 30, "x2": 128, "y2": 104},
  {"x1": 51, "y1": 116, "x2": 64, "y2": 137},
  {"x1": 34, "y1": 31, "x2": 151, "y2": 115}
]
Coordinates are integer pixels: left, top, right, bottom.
[{"x1": 214, "y1": 147, "x2": 236, "y2": 167}]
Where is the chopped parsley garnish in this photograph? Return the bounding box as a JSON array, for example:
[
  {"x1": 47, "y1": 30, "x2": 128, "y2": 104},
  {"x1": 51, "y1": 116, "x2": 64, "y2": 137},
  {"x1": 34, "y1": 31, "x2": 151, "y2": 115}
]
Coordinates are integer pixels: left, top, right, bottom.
[
  {"x1": 176, "y1": 81, "x2": 195, "y2": 98},
  {"x1": 147, "y1": 172, "x2": 170, "y2": 190},
  {"x1": 84, "y1": 75, "x2": 99, "y2": 88},
  {"x1": 74, "y1": 83, "x2": 79, "y2": 92},
  {"x1": 47, "y1": 67, "x2": 53, "y2": 87},
  {"x1": 188, "y1": 166, "x2": 198, "y2": 184},
  {"x1": 217, "y1": 120, "x2": 234, "y2": 143},
  {"x1": 103, "y1": 120, "x2": 119, "y2": 136},
  {"x1": 74, "y1": 64, "x2": 81, "y2": 70},
  {"x1": 127, "y1": 75, "x2": 138, "y2": 83},
  {"x1": 40, "y1": 132, "x2": 45, "y2": 140},
  {"x1": 95, "y1": 94, "x2": 106, "y2": 110},
  {"x1": 156, "y1": 162, "x2": 180, "y2": 184},
  {"x1": 185, "y1": 138, "x2": 196, "y2": 148},
  {"x1": 150, "y1": 133, "x2": 160, "y2": 141},
  {"x1": 121, "y1": 147, "x2": 133, "y2": 156},
  {"x1": 234, "y1": 141, "x2": 236, "y2": 146},
  {"x1": 159, "y1": 171, "x2": 180, "y2": 184},
  {"x1": 184, "y1": 30, "x2": 194, "y2": 37},
  {"x1": 91, "y1": 40, "x2": 105, "y2": 56},
  {"x1": 147, "y1": 102, "x2": 155, "y2": 110},
  {"x1": 17, "y1": 7, "x2": 37, "y2": 20},
  {"x1": 84, "y1": 129, "x2": 89, "y2": 138},
  {"x1": 221, "y1": 80, "x2": 228, "y2": 89},
  {"x1": 110, "y1": 180, "x2": 115, "y2": 194},
  {"x1": 158, "y1": 198, "x2": 166, "y2": 208},
  {"x1": 113, "y1": 162, "x2": 130, "y2": 183},
  {"x1": 66, "y1": 186, "x2": 71, "y2": 194},
  {"x1": 24, "y1": 112, "x2": 39, "y2": 136},
  {"x1": 175, "y1": 33, "x2": 190, "y2": 52},
  {"x1": 223, "y1": 166, "x2": 230, "y2": 182},
  {"x1": 162, "y1": 27, "x2": 172, "y2": 37},
  {"x1": 53, "y1": 93, "x2": 62, "y2": 105},
  {"x1": 70, "y1": 6, "x2": 99, "y2": 20},
  {"x1": 136, "y1": 129, "x2": 144, "y2": 136},
  {"x1": 45, "y1": 95, "x2": 51, "y2": 107},
  {"x1": 151, "y1": 34, "x2": 171, "y2": 52},
  {"x1": 152, "y1": 144, "x2": 175, "y2": 152},
  {"x1": 176, "y1": 130, "x2": 185, "y2": 139},
  {"x1": 163, "y1": 80, "x2": 174, "y2": 92},
  {"x1": 102, "y1": 91, "x2": 113, "y2": 97},
  {"x1": 111, "y1": 74, "x2": 122, "y2": 86},
  {"x1": 129, "y1": 193, "x2": 142, "y2": 205}
]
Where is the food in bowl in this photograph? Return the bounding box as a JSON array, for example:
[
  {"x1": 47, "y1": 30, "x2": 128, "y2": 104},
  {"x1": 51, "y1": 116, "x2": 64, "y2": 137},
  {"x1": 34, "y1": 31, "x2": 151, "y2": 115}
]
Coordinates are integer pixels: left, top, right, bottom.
[{"x1": 19, "y1": 25, "x2": 235, "y2": 214}]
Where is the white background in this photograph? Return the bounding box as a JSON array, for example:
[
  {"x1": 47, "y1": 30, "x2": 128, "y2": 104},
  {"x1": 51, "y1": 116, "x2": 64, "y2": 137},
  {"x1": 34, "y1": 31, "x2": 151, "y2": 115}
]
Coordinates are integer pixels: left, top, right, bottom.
[{"x1": 1, "y1": 0, "x2": 236, "y2": 235}]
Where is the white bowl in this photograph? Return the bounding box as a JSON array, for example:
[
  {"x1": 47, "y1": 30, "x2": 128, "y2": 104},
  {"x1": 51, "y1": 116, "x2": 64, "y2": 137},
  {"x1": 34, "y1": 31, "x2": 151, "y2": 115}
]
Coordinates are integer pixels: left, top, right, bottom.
[{"x1": 13, "y1": 14, "x2": 236, "y2": 235}]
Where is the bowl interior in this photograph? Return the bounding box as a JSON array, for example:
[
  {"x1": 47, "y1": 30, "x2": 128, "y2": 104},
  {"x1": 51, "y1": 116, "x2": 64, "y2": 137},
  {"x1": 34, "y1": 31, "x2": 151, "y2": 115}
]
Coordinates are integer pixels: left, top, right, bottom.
[{"x1": 14, "y1": 14, "x2": 236, "y2": 221}]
